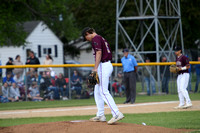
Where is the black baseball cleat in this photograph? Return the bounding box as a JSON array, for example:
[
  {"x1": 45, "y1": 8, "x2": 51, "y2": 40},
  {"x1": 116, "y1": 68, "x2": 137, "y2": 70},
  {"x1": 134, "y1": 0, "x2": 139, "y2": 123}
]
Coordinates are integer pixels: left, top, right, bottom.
[{"x1": 123, "y1": 101, "x2": 130, "y2": 104}]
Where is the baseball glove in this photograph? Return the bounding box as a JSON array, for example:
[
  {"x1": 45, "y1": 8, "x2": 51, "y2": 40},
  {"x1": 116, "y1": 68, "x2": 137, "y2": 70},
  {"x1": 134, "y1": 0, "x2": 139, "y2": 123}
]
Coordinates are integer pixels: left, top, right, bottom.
[
  {"x1": 169, "y1": 64, "x2": 179, "y2": 73},
  {"x1": 88, "y1": 71, "x2": 99, "y2": 86}
]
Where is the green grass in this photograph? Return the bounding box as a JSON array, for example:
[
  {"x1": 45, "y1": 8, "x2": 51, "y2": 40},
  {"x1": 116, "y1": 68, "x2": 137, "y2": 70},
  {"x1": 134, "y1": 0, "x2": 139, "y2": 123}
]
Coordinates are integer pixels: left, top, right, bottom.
[
  {"x1": 123, "y1": 111, "x2": 200, "y2": 129},
  {"x1": 0, "y1": 93, "x2": 199, "y2": 111},
  {"x1": 136, "y1": 80, "x2": 197, "y2": 94},
  {"x1": 0, "y1": 98, "x2": 96, "y2": 111},
  {"x1": 0, "y1": 111, "x2": 200, "y2": 129}
]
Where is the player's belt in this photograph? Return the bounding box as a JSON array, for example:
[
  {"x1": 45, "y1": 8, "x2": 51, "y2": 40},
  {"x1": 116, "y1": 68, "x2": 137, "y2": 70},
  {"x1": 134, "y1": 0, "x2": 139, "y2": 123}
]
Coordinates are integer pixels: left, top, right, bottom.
[
  {"x1": 124, "y1": 71, "x2": 134, "y2": 73},
  {"x1": 101, "y1": 60, "x2": 111, "y2": 63},
  {"x1": 178, "y1": 72, "x2": 189, "y2": 75}
]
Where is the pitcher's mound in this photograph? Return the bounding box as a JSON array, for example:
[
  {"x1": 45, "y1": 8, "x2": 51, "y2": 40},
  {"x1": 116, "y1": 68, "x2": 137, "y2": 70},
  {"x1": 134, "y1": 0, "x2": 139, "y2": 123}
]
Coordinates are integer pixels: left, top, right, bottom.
[{"x1": 0, "y1": 121, "x2": 192, "y2": 133}]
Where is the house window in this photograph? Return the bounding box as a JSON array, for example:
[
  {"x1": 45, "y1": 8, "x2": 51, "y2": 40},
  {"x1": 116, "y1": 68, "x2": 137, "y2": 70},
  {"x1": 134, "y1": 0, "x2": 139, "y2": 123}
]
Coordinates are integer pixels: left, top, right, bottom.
[
  {"x1": 43, "y1": 48, "x2": 52, "y2": 55},
  {"x1": 42, "y1": 46, "x2": 55, "y2": 57}
]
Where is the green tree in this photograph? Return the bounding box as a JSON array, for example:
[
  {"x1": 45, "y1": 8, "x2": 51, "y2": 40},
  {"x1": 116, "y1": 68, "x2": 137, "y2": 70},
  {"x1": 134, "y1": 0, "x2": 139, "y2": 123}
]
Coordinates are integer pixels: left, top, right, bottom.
[
  {"x1": 71, "y1": 0, "x2": 200, "y2": 52},
  {"x1": 181, "y1": 0, "x2": 200, "y2": 48},
  {"x1": 0, "y1": 0, "x2": 81, "y2": 48},
  {"x1": 69, "y1": 0, "x2": 117, "y2": 50},
  {"x1": 1, "y1": 0, "x2": 200, "y2": 58}
]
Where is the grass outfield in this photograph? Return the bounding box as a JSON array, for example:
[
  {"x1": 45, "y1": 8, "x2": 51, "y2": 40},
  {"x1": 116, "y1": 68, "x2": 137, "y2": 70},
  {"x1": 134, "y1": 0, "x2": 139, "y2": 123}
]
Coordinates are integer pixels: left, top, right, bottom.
[
  {"x1": 0, "y1": 93, "x2": 199, "y2": 111},
  {"x1": 0, "y1": 111, "x2": 200, "y2": 129}
]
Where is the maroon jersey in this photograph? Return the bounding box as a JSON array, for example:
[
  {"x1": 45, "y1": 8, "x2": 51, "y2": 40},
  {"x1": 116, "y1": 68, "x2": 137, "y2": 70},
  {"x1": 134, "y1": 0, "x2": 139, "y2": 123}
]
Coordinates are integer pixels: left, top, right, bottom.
[
  {"x1": 91, "y1": 35, "x2": 112, "y2": 62},
  {"x1": 176, "y1": 55, "x2": 189, "y2": 74}
]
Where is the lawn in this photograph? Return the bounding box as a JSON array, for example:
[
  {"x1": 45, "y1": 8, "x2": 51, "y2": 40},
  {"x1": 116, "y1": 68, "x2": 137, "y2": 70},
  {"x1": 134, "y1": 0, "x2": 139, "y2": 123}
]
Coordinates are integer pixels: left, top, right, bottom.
[{"x1": 0, "y1": 93, "x2": 199, "y2": 111}]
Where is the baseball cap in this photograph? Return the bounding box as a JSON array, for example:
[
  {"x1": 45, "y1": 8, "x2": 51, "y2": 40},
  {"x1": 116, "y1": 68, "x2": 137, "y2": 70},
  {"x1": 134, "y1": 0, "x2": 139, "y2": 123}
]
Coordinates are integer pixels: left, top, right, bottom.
[
  {"x1": 122, "y1": 48, "x2": 129, "y2": 52},
  {"x1": 82, "y1": 27, "x2": 91, "y2": 41},
  {"x1": 118, "y1": 71, "x2": 122, "y2": 74},
  {"x1": 174, "y1": 46, "x2": 182, "y2": 51},
  {"x1": 145, "y1": 57, "x2": 150, "y2": 60}
]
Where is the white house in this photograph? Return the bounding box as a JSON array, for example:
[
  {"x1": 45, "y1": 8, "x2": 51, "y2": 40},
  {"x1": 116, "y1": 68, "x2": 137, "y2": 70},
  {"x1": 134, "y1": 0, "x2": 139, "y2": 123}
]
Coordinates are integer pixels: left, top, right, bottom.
[{"x1": 0, "y1": 21, "x2": 64, "y2": 77}]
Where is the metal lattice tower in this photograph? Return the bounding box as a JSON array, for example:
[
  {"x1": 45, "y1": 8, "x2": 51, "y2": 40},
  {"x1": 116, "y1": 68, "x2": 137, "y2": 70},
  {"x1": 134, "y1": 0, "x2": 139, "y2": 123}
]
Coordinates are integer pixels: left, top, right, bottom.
[{"x1": 115, "y1": 0, "x2": 184, "y2": 92}]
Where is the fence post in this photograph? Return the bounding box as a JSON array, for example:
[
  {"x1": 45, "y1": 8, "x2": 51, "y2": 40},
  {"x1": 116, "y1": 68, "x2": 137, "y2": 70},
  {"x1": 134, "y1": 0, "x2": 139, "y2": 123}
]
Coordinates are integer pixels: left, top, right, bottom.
[
  {"x1": 25, "y1": 68, "x2": 28, "y2": 101},
  {"x1": 68, "y1": 68, "x2": 71, "y2": 99}
]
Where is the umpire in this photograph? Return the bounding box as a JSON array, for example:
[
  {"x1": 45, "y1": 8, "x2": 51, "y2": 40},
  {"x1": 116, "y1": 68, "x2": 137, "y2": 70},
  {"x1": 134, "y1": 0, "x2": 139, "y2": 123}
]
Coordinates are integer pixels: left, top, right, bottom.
[{"x1": 121, "y1": 48, "x2": 138, "y2": 104}]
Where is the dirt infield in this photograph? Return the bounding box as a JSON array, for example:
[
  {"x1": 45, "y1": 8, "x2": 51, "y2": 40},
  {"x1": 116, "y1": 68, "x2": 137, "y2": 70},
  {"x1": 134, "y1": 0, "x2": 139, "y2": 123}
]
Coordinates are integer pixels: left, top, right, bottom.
[
  {"x1": 0, "y1": 121, "x2": 193, "y2": 133},
  {"x1": 0, "y1": 100, "x2": 199, "y2": 133}
]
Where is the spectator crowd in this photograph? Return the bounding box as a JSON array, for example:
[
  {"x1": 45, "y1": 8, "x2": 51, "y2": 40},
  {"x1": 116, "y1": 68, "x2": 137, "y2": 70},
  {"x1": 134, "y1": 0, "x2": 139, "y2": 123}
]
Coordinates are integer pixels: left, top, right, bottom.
[
  {"x1": 0, "y1": 51, "x2": 87, "y2": 103},
  {"x1": 1, "y1": 50, "x2": 200, "y2": 104}
]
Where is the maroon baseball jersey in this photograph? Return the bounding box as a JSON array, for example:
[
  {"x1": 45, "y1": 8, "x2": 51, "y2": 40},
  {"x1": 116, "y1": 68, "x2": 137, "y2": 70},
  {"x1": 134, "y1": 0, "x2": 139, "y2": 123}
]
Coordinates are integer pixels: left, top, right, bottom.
[
  {"x1": 91, "y1": 35, "x2": 112, "y2": 62},
  {"x1": 176, "y1": 55, "x2": 189, "y2": 74}
]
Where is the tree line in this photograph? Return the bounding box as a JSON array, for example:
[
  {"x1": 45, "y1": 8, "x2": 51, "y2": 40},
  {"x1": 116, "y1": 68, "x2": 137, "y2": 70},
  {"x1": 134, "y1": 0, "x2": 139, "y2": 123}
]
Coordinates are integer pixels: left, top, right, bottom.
[{"x1": 0, "y1": 0, "x2": 199, "y2": 57}]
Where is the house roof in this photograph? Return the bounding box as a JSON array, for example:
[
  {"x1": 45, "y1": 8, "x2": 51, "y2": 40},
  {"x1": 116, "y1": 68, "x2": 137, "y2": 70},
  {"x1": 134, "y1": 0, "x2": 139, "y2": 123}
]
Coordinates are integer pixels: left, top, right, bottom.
[
  {"x1": 23, "y1": 21, "x2": 41, "y2": 35},
  {"x1": 68, "y1": 37, "x2": 91, "y2": 50},
  {"x1": 2, "y1": 21, "x2": 41, "y2": 46}
]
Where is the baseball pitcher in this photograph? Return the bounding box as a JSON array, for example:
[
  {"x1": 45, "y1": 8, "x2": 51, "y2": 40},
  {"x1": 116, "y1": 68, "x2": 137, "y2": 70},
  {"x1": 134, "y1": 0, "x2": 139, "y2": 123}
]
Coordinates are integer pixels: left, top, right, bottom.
[{"x1": 82, "y1": 27, "x2": 124, "y2": 124}]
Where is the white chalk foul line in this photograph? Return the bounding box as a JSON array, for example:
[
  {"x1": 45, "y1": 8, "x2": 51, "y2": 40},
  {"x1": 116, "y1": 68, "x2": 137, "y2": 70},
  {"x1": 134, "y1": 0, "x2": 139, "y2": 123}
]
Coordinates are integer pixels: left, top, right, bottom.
[
  {"x1": 0, "y1": 111, "x2": 29, "y2": 115},
  {"x1": 117, "y1": 101, "x2": 178, "y2": 108},
  {"x1": 0, "y1": 101, "x2": 178, "y2": 115}
]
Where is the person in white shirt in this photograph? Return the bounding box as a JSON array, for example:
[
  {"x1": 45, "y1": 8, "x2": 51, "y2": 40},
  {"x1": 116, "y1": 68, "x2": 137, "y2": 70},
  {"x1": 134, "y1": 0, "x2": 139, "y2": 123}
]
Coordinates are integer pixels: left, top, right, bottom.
[
  {"x1": 2, "y1": 82, "x2": 15, "y2": 102},
  {"x1": 9, "y1": 82, "x2": 20, "y2": 101},
  {"x1": 44, "y1": 54, "x2": 53, "y2": 72},
  {"x1": 13, "y1": 55, "x2": 24, "y2": 78},
  {"x1": 28, "y1": 82, "x2": 43, "y2": 101}
]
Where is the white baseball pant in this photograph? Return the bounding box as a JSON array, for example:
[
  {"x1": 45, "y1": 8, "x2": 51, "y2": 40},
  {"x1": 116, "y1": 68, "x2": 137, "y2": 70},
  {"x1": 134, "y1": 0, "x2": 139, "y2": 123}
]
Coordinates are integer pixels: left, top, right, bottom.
[
  {"x1": 94, "y1": 61, "x2": 119, "y2": 117},
  {"x1": 177, "y1": 73, "x2": 191, "y2": 106}
]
